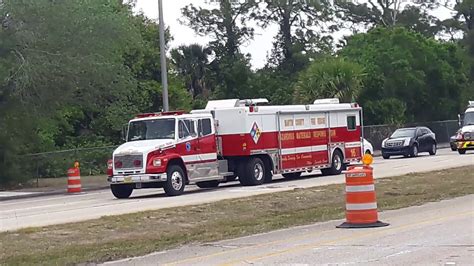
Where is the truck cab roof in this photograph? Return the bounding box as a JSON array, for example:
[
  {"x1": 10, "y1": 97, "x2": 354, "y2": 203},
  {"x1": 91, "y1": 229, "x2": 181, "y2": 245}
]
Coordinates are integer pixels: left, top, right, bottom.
[{"x1": 130, "y1": 112, "x2": 212, "y2": 123}]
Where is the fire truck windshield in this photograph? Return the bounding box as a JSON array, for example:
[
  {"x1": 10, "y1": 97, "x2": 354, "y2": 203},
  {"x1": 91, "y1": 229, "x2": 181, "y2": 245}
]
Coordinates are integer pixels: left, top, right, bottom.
[
  {"x1": 463, "y1": 112, "x2": 474, "y2": 126},
  {"x1": 127, "y1": 118, "x2": 176, "y2": 141}
]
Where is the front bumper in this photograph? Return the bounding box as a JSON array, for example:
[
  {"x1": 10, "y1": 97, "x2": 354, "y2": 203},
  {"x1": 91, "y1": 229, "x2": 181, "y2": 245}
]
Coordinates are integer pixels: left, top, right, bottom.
[
  {"x1": 457, "y1": 141, "x2": 474, "y2": 150},
  {"x1": 381, "y1": 146, "x2": 411, "y2": 156},
  {"x1": 108, "y1": 173, "x2": 168, "y2": 184}
]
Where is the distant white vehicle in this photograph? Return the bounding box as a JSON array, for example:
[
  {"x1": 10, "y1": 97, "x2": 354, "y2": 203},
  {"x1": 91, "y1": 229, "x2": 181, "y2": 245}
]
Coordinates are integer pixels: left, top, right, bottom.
[{"x1": 363, "y1": 138, "x2": 374, "y2": 155}]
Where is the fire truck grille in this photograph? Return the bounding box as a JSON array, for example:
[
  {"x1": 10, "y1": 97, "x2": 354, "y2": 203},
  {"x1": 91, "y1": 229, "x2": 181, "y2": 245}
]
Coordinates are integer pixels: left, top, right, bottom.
[{"x1": 114, "y1": 154, "x2": 143, "y2": 169}]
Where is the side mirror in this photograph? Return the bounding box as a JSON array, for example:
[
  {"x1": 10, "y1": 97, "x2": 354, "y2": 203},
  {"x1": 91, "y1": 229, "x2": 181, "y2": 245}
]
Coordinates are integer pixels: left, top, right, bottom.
[{"x1": 121, "y1": 124, "x2": 128, "y2": 141}]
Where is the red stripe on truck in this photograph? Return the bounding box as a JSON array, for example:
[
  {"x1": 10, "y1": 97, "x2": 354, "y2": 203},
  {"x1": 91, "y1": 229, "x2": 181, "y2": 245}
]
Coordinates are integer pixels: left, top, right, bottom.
[{"x1": 220, "y1": 126, "x2": 361, "y2": 157}]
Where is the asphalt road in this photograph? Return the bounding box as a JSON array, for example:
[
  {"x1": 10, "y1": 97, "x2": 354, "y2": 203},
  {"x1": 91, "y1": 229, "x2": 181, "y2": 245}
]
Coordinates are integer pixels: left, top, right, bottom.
[
  {"x1": 1, "y1": 149, "x2": 472, "y2": 232},
  {"x1": 105, "y1": 195, "x2": 474, "y2": 266}
]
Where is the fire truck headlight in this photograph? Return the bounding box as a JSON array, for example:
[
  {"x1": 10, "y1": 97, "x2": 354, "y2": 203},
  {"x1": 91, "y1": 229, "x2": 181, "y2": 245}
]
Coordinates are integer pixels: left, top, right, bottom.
[{"x1": 153, "y1": 158, "x2": 162, "y2": 167}]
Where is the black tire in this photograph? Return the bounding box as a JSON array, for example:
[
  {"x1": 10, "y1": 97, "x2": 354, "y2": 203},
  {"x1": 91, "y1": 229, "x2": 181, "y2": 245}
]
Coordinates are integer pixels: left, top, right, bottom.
[
  {"x1": 282, "y1": 172, "x2": 302, "y2": 179},
  {"x1": 321, "y1": 150, "x2": 344, "y2": 176},
  {"x1": 365, "y1": 150, "x2": 372, "y2": 155},
  {"x1": 263, "y1": 159, "x2": 273, "y2": 183},
  {"x1": 410, "y1": 144, "x2": 419, "y2": 157},
  {"x1": 429, "y1": 143, "x2": 437, "y2": 155},
  {"x1": 196, "y1": 180, "x2": 220, "y2": 188},
  {"x1": 458, "y1": 149, "x2": 466, "y2": 155},
  {"x1": 239, "y1": 157, "x2": 265, "y2": 186},
  {"x1": 111, "y1": 184, "x2": 133, "y2": 199},
  {"x1": 164, "y1": 164, "x2": 186, "y2": 196},
  {"x1": 382, "y1": 154, "x2": 390, "y2": 159},
  {"x1": 450, "y1": 144, "x2": 457, "y2": 151}
]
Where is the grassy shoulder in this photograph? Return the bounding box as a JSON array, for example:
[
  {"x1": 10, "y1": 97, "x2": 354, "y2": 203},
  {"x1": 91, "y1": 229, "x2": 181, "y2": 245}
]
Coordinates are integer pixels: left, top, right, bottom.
[{"x1": 1, "y1": 166, "x2": 473, "y2": 265}]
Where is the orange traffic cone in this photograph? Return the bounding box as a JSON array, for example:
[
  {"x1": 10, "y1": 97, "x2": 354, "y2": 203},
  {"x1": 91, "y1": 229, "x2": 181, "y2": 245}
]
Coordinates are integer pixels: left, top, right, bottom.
[
  {"x1": 337, "y1": 155, "x2": 388, "y2": 228},
  {"x1": 67, "y1": 162, "x2": 82, "y2": 193}
]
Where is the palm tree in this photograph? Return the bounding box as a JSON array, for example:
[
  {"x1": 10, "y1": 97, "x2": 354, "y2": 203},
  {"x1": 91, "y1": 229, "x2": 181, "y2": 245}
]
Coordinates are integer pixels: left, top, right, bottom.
[
  {"x1": 293, "y1": 57, "x2": 365, "y2": 104},
  {"x1": 170, "y1": 44, "x2": 211, "y2": 98}
]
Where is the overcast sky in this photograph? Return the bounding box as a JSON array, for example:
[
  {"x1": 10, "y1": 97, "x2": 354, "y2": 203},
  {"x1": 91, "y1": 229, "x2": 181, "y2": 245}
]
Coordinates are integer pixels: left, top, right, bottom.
[{"x1": 134, "y1": 1, "x2": 454, "y2": 69}]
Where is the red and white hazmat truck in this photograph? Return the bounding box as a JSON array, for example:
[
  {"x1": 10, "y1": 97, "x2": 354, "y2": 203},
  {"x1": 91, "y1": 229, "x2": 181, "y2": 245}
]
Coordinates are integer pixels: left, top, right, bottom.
[{"x1": 107, "y1": 98, "x2": 363, "y2": 198}]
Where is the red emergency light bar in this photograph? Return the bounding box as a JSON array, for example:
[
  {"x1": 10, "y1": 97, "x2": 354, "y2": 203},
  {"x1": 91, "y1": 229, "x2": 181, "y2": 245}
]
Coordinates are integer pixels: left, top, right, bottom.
[{"x1": 135, "y1": 111, "x2": 186, "y2": 118}]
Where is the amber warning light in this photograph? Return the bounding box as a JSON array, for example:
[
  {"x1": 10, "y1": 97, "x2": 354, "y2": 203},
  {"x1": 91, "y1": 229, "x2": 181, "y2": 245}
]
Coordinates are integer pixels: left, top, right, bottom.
[{"x1": 362, "y1": 154, "x2": 373, "y2": 166}]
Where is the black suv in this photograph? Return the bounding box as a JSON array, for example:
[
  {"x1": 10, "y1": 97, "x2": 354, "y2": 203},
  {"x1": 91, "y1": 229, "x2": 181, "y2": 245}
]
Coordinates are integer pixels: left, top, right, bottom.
[{"x1": 381, "y1": 127, "x2": 437, "y2": 159}]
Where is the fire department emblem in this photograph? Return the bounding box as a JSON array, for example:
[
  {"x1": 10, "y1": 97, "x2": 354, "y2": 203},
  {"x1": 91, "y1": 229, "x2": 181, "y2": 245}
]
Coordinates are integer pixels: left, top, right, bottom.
[{"x1": 250, "y1": 122, "x2": 261, "y2": 144}]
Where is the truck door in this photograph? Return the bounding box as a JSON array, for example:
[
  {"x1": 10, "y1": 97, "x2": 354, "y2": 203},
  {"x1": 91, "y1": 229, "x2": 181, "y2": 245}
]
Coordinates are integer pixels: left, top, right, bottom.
[
  {"x1": 310, "y1": 113, "x2": 330, "y2": 166},
  {"x1": 294, "y1": 114, "x2": 312, "y2": 168},
  {"x1": 279, "y1": 114, "x2": 296, "y2": 170},
  {"x1": 196, "y1": 118, "x2": 218, "y2": 177},
  {"x1": 178, "y1": 119, "x2": 201, "y2": 180}
]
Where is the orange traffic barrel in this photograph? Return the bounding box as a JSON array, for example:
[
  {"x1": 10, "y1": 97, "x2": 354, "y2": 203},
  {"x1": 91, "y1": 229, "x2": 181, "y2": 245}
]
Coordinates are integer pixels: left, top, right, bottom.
[
  {"x1": 67, "y1": 163, "x2": 82, "y2": 193},
  {"x1": 337, "y1": 165, "x2": 388, "y2": 228}
]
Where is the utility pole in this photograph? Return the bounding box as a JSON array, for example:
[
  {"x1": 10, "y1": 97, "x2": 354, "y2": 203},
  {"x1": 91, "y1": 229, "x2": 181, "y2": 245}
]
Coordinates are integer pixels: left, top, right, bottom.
[{"x1": 158, "y1": 0, "x2": 169, "y2": 111}]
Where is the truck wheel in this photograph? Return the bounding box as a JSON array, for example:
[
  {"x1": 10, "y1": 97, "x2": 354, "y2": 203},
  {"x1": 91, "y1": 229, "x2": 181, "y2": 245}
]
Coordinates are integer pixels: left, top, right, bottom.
[
  {"x1": 164, "y1": 165, "x2": 186, "y2": 196},
  {"x1": 196, "y1": 180, "x2": 220, "y2": 188},
  {"x1": 111, "y1": 184, "x2": 133, "y2": 199},
  {"x1": 458, "y1": 149, "x2": 466, "y2": 155},
  {"x1": 239, "y1": 157, "x2": 265, "y2": 186},
  {"x1": 429, "y1": 143, "x2": 437, "y2": 155},
  {"x1": 263, "y1": 159, "x2": 273, "y2": 183},
  {"x1": 321, "y1": 150, "x2": 344, "y2": 176},
  {"x1": 282, "y1": 172, "x2": 302, "y2": 179}
]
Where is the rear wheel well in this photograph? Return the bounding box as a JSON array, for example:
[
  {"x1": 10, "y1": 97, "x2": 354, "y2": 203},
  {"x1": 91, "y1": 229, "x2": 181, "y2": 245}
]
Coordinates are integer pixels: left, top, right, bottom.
[
  {"x1": 332, "y1": 148, "x2": 344, "y2": 160},
  {"x1": 256, "y1": 154, "x2": 274, "y2": 173},
  {"x1": 167, "y1": 158, "x2": 188, "y2": 184},
  {"x1": 256, "y1": 154, "x2": 274, "y2": 183}
]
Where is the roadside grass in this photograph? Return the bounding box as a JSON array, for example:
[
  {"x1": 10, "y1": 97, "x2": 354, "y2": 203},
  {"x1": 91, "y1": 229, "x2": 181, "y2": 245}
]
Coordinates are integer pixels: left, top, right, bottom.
[{"x1": 1, "y1": 166, "x2": 473, "y2": 265}]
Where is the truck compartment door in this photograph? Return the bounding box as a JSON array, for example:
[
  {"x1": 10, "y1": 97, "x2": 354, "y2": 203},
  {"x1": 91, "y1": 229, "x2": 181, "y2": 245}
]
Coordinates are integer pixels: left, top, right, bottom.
[{"x1": 279, "y1": 114, "x2": 296, "y2": 170}]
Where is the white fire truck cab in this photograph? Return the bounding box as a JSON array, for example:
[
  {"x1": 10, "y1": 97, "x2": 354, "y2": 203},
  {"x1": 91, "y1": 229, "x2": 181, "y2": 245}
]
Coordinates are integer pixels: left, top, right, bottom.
[{"x1": 107, "y1": 98, "x2": 364, "y2": 198}]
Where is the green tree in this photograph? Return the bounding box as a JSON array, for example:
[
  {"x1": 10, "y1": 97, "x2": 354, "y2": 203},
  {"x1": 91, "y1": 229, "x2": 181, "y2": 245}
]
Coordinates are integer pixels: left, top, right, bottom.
[
  {"x1": 334, "y1": 0, "x2": 440, "y2": 37},
  {"x1": 341, "y1": 27, "x2": 470, "y2": 124},
  {"x1": 363, "y1": 98, "x2": 407, "y2": 125},
  {"x1": 210, "y1": 54, "x2": 254, "y2": 99},
  {"x1": 255, "y1": 0, "x2": 334, "y2": 73},
  {"x1": 181, "y1": 0, "x2": 255, "y2": 59},
  {"x1": 248, "y1": 68, "x2": 290, "y2": 104},
  {"x1": 0, "y1": 0, "x2": 193, "y2": 186},
  {"x1": 293, "y1": 57, "x2": 365, "y2": 104},
  {"x1": 171, "y1": 44, "x2": 211, "y2": 98},
  {"x1": 181, "y1": 0, "x2": 255, "y2": 100}
]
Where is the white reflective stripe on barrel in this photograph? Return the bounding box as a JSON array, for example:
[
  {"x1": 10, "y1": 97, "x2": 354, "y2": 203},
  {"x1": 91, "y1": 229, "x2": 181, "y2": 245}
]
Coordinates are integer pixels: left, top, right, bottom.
[
  {"x1": 346, "y1": 202, "x2": 377, "y2": 211},
  {"x1": 346, "y1": 172, "x2": 367, "y2": 178},
  {"x1": 67, "y1": 184, "x2": 82, "y2": 189},
  {"x1": 345, "y1": 184, "x2": 375, "y2": 192},
  {"x1": 68, "y1": 176, "x2": 81, "y2": 180}
]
